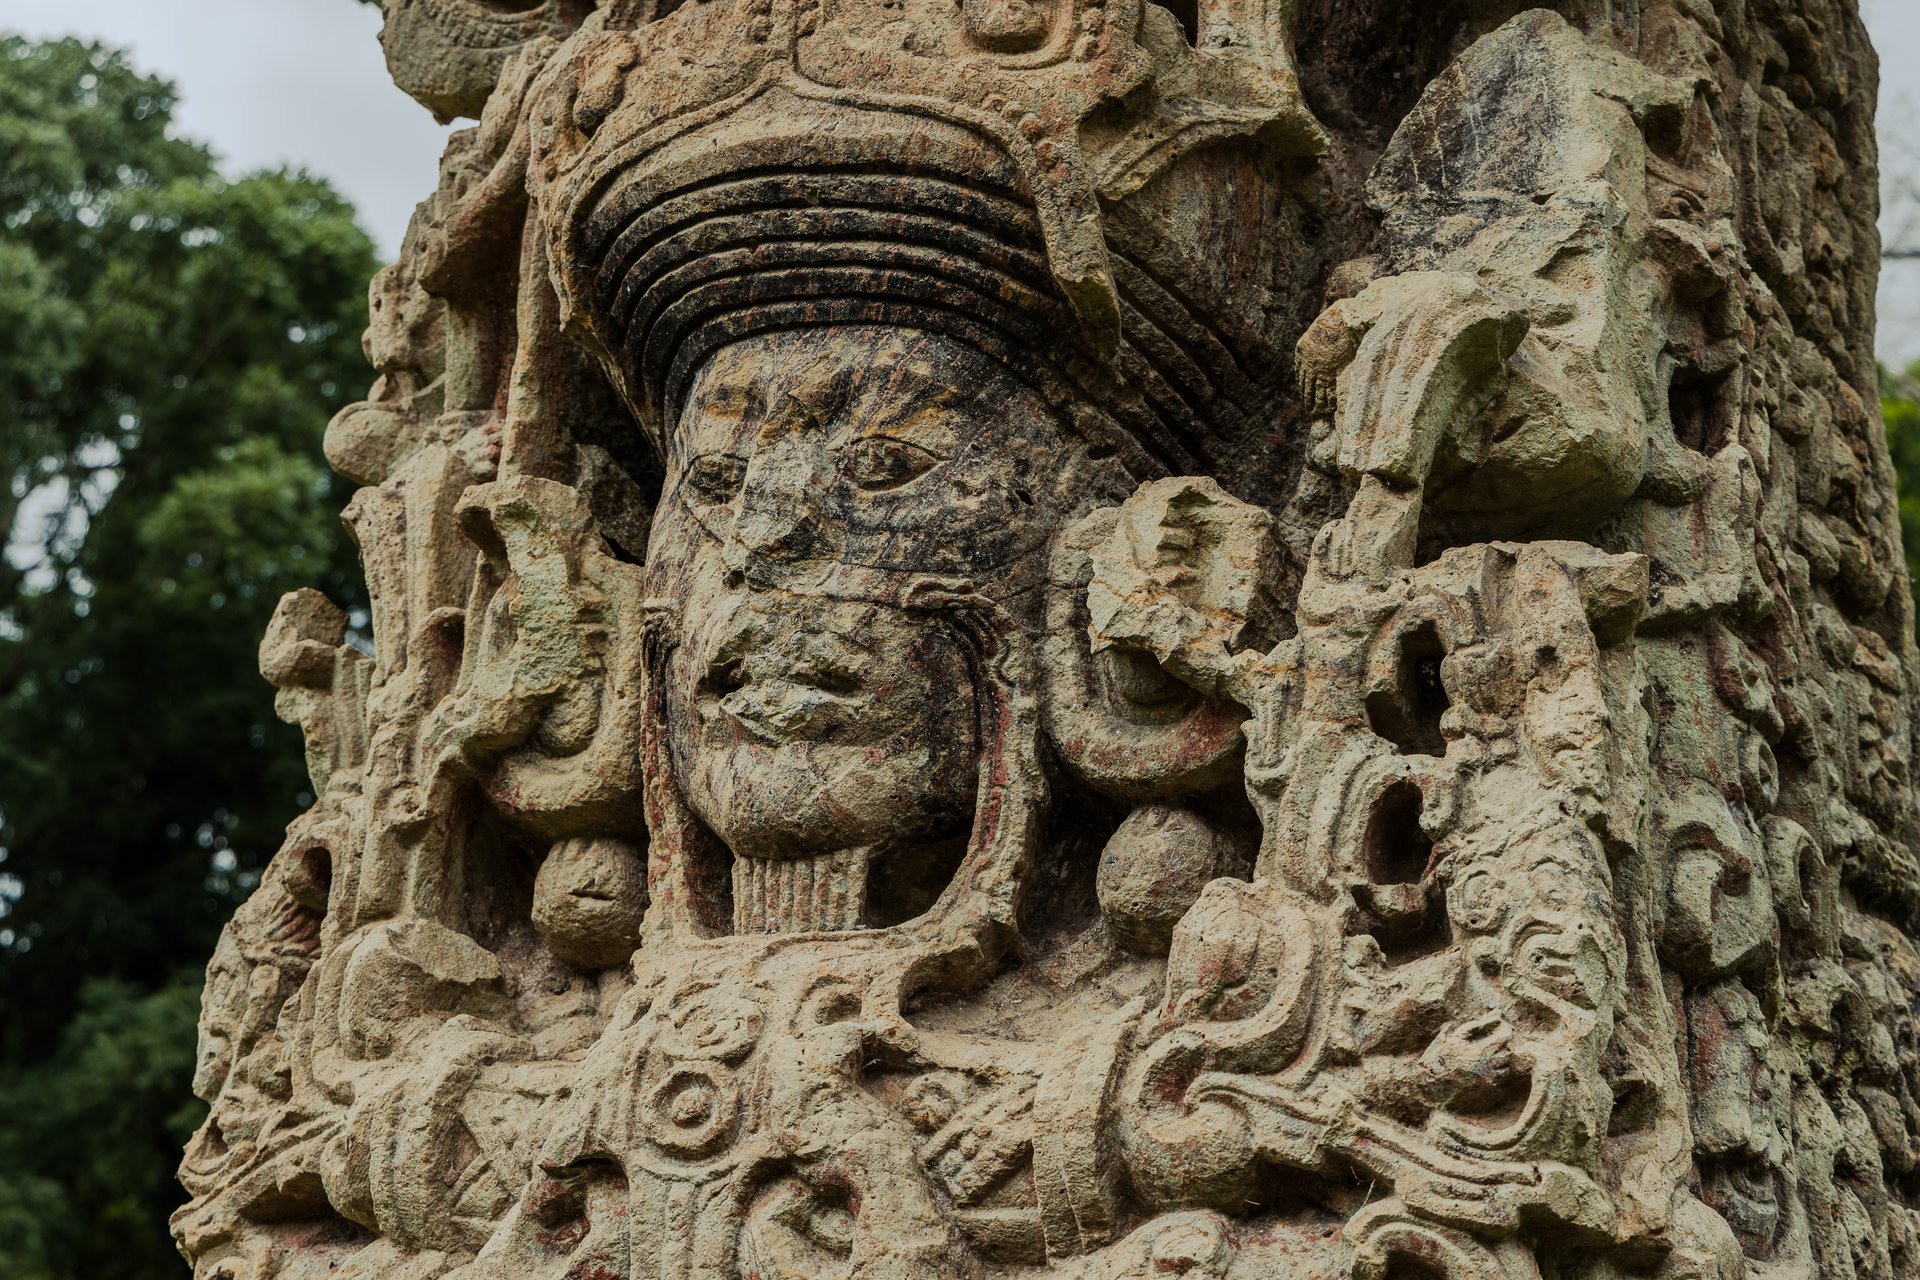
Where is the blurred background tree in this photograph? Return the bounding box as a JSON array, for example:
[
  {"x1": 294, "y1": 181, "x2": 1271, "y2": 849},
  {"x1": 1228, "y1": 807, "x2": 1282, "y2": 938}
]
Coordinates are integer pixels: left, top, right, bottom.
[
  {"x1": 0, "y1": 34, "x2": 374, "y2": 1279},
  {"x1": 1886, "y1": 115, "x2": 1920, "y2": 612},
  {"x1": 1888, "y1": 364, "x2": 1920, "y2": 599}
]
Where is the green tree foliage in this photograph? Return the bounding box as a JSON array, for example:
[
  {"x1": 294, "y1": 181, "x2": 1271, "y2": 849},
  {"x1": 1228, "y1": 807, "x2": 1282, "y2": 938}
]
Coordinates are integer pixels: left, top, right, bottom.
[
  {"x1": 1882, "y1": 362, "x2": 1920, "y2": 601},
  {"x1": 0, "y1": 35, "x2": 377, "y2": 1277},
  {"x1": 0, "y1": 974, "x2": 207, "y2": 1277}
]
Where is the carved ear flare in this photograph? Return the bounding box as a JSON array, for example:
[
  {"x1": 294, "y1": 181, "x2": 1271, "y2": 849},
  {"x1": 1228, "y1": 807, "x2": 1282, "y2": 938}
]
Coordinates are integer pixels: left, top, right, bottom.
[
  {"x1": 1097, "y1": 805, "x2": 1255, "y2": 956},
  {"x1": 1041, "y1": 499, "x2": 1252, "y2": 802}
]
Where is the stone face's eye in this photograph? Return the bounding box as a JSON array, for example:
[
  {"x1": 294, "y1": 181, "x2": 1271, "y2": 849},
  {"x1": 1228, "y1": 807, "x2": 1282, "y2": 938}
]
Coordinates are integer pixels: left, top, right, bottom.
[
  {"x1": 842, "y1": 435, "x2": 943, "y2": 491},
  {"x1": 1101, "y1": 646, "x2": 1188, "y2": 708},
  {"x1": 686, "y1": 452, "x2": 747, "y2": 504}
]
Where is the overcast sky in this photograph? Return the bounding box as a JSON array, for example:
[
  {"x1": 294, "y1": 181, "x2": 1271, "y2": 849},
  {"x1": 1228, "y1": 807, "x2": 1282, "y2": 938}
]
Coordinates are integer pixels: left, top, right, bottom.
[
  {"x1": 4, "y1": 0, "x2": 1918, "y2": 361},
  {"x1": 4, "y1": 0, "x2": 453, "y2": 258}
]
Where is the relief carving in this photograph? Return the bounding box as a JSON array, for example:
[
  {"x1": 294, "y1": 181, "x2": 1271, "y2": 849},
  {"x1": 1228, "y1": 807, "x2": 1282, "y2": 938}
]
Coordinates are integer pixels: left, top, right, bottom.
[{"x1": 178, "y1": 0, "x2": 1920, "y2": 1277}]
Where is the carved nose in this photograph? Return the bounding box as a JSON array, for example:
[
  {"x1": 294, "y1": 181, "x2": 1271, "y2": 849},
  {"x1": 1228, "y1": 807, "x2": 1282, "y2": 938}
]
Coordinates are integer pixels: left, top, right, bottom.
[
  {"x1": 730, "y1": 429, "x2": 836, "y2": 567},
  {"x1": 732, "y1": 500, "x2": 822, "y2": 563},
  {"x1": 701, "y1": 629, "x2": 864, "y2": 741}
]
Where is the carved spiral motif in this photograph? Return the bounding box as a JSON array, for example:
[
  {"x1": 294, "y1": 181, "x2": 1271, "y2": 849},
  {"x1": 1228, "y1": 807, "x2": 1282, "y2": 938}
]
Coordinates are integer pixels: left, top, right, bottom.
[{"x1": 658, "y1": 990, "x2": 764, "y2": 1064}]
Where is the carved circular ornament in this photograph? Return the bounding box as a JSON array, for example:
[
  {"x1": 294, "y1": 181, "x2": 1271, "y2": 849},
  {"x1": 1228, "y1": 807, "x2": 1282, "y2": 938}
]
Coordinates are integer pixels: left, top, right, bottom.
[{"x1": 640, "y1": 1061, "x2": 741, "y2": 1158}]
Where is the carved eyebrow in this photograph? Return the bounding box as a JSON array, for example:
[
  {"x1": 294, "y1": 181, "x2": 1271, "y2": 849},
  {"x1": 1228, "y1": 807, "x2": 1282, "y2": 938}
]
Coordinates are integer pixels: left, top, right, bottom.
[
  {"x1": 669, "y1": 386, "x2": 766, "y2": 466},
  {"x1": 1666, "y1": 819, "x2": 1732, "y2": 853},
  {"x1": 852, "y1": 379, "x2": 980, "y2": 447},
  {"x1": 701, "y1": 382, "x2": 751, "y2": 410}
]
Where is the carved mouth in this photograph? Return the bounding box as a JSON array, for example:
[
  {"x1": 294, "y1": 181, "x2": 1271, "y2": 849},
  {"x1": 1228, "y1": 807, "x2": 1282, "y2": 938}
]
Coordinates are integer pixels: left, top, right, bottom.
[
  {"x1": 700, "y1": 658, "x2": 867, "y2": 741},
  {"x1": 693, "y1": 607, "x2": 879, "y2": 743}
]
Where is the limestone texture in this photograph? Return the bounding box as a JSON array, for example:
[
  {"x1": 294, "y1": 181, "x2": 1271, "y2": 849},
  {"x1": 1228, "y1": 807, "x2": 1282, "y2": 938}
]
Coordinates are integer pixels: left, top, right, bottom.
[{"x1": 176, "y1": 2, "x2": 1920, "y2": 1277}]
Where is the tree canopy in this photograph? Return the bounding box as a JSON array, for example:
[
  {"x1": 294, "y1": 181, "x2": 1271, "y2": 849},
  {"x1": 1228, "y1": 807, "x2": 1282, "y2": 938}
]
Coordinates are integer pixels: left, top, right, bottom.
[
  {"x1": 0, "y1": 35, "x2": 376, "y2": 1279},
  {"x1": 1883, "y1": 362, "x2": 1920, "y2": 598}
]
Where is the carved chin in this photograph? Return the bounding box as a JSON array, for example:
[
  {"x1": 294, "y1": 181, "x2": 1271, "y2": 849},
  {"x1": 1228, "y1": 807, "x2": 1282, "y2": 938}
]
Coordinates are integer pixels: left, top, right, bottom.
[{"x1": 680, "y1": 738, "x2": 975, "y2": 862}]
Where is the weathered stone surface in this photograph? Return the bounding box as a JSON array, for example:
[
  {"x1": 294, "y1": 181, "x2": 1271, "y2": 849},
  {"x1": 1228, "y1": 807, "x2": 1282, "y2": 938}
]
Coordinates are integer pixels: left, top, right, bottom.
[{"x1": 177, "y1": 1, "x2": 1920, "y2": 1277}]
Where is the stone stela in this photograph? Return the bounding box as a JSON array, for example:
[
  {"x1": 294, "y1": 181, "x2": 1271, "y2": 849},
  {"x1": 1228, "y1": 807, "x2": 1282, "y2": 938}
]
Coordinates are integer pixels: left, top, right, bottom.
[{"x1": 175, "y1": 1, "x2": 1920, "y2": 1278}]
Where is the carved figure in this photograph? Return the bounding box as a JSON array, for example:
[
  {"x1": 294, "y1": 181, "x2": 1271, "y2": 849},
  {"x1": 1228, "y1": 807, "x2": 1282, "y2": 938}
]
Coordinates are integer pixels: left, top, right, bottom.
[{"x1": 178, "y1": 1, "x2": 1920, "y2": 1278}]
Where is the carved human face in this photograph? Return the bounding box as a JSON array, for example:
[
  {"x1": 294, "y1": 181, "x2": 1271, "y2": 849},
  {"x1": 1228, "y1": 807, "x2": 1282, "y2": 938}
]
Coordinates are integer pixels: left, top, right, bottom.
[
  {"x1": 193, "y1": 936, "x2": 246, "y2": 1102},
  {"x1": 1451, "y1": 832, "x2": 1619, "y2": 1014},
  {"x1": 1656, "y1": 777, "x2": 1774, "y2": 979},
  {"x1": 649, "y1": 327, "x2": 1110, "y2": 866}
]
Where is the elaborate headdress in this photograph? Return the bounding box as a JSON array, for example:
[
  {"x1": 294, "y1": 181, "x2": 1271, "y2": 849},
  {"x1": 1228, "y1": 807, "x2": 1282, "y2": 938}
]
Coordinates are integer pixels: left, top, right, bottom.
[{"x1": 530, "y1": 0, "x2": 1326, "y2": 486}]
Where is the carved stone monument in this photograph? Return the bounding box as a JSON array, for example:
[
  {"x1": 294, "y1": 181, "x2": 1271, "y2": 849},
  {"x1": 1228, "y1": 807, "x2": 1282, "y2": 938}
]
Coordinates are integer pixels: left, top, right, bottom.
[{"x1": 176, "y1": 2, "x2": 1920, "y2": 1277}]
